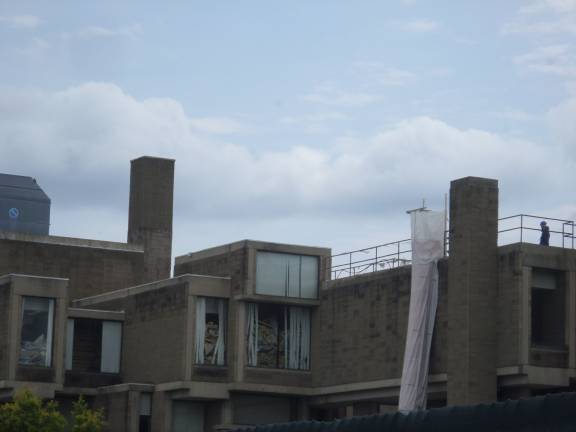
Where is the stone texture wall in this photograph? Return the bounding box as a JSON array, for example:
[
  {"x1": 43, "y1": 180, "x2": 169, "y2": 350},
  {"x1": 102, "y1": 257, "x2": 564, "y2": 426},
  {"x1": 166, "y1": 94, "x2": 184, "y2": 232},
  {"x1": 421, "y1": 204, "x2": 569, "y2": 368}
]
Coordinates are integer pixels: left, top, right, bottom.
[
  {"x1": 315, "y1": 261, "x2": 448, "y2": 387},
  {"x1": 447, "y1": 177, "x2": 499, "y2": 406},
  {"x1": 497, "y1": 248, "x2": 523, "y2": 367},
  {"x1": 121, "y1": 284, "x2": 188, "y2": 383},
  {"x1": 0, "y1": 239, "x2": 141, "y2": 300},
  {"x1": 174, "y1": 248, "x2": 247, "y2": 296},
  {"x1": 0, "y1": 283, "x2": 11, "y2": 378},
  {"x1": 128, "y1": 156, "x2": 174, "y2": 284}
]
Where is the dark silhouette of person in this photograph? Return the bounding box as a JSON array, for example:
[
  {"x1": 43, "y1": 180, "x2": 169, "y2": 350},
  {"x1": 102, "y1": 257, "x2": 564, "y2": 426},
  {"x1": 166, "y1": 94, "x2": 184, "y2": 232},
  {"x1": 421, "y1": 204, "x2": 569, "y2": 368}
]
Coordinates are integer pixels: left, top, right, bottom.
[{"x1": 540, "y1": 221, "x2": 550, "y2": 246}]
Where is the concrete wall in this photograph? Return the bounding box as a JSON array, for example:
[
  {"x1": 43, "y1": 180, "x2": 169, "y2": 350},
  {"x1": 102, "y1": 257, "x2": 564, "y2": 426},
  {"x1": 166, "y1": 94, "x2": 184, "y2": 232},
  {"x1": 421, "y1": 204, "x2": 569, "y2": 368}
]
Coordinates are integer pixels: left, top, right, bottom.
[
  {"x1": 128, "y1": 156, "x2": 174, "y2": 284},
  {"x1": 315, "y1": 261, "x2": 448, "y2": 387},
  {"x1": 0, "y1": 233, "x2": 142, "y2": 300},
  {"x1": 0, "y1": 283, "x2": 11, "y2": 379},
  {"x1": 447, "y1": 176, "x2": 499, "y2": 406},
  {"x1": 121, "y1": 284, "x2": 189, "y2": 383},
  {"x1": 497, "y1": 246, "x2": 523, "y2": 367},
  {"x1": 174, "y1": 244, "x2": 247, "y2": 296}
]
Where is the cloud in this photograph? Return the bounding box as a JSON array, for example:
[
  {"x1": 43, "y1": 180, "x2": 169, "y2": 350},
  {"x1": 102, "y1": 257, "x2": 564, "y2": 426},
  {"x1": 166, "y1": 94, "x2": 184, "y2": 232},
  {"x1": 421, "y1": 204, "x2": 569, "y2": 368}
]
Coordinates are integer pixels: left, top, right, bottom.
[
  {"x1": 0, "y1": 15, "x2": 41, "y2": 29},
  {"x1": 514, "y1": 45, "x2": 576, "y2": 77},
  {"x1": 492, "y1": 109, "x2": 534, "y2": 122},
  {"x1": 399, "y1": 19, "x2": 440, "y2": 33},
  {"x1": 303, "y1": 84, "x2": 380, "y2": 107},
  {"x1": 190, "y1": 117, "x2": 255, "y2": 134},
  {"x1": 280, "y1": 112, "x2": 349, "y2": 134},
  {"x1": 353, "y1": 62, "x2": 416, "y2": 86},
  {"x1": 76, "y1": 24, "x2": 142, "y2": 40},
  {"x1": 503, "y1": 0, "x2": 576, "y2": 34},
  {"x1": 0, "y1": 82, "x2": 573, "y2": 253}
]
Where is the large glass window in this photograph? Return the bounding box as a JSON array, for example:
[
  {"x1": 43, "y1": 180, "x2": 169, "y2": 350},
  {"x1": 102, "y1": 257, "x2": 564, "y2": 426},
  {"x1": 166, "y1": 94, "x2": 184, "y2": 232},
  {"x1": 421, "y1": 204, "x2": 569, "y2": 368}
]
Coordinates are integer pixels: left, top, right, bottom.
[
  {"x1": 246, "y1": 303, "x2": 310, "y2": 370},
  {"x1": 195, "y1": 297, "x2": 227, "y2": 365},
  {"x1": 19, "y1": 296, "x2": 54, "y2": 367},
  {"x1": 65, "y1": 318, "x2": 122, "y2": 373},
  {"x1": 256, "y1": 252, "x2": 319, "y2": 299}
]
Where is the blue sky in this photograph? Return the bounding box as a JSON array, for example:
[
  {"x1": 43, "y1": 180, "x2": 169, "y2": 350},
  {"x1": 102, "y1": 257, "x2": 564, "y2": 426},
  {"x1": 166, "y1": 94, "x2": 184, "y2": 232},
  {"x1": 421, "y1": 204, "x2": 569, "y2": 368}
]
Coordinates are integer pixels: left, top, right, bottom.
[{"x1": 1, "y1": 0, "x2": 575, "y2": 260}]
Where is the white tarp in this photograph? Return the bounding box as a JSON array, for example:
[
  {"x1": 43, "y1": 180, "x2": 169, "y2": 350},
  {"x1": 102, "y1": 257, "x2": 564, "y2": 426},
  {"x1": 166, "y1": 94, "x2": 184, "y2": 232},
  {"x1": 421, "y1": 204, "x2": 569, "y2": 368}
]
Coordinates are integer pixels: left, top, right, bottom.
[{"x1": 398, "y1": 210, "x2": 445, "y2": 412}]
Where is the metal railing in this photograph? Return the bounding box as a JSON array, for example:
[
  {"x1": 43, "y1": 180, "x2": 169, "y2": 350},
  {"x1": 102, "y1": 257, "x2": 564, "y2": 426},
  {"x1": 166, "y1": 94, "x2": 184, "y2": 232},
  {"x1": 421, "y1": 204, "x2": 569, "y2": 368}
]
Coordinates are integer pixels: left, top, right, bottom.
[
  {"x1": 498, "y1": 214, "x2": 575, "y2": 249},
  {"x1": 330, "y1": 239, "x2": 412, "y2": 279},
  {"x1": 330, "y1": 214, "x2": 575, "y2": 280}
]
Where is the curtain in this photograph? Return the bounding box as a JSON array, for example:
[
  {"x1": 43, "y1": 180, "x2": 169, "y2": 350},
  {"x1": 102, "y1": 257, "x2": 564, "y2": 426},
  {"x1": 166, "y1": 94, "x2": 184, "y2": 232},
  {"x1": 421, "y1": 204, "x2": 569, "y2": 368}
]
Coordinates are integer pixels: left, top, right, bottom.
[
  {"x1": 247, "y1": 303, "x2": 259, "y2": 366},
  {"x1": 195, "y1": 297, "x2": 206, "y2": 364},
  {"x1": 101, "y1": 321, "x2": 122, "y2": 373},
  {"x1": 287, "y1": 306, "x2": 311, "y2": 370},
  {"x1": 212, "y1": 299, "x2": 226, "y2": 365}
]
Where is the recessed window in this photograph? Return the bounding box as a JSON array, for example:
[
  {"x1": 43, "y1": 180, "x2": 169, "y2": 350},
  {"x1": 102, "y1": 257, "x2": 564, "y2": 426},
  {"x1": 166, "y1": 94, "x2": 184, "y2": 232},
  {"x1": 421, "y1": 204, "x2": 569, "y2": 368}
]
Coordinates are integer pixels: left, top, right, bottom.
[
  {"x1": 246, "y1": 303, "x2": 310, "y2": 370},
  {"x1": 139, "y1": 393, "x2": 152, "y2": 432},
  {"x1": 65, "y1": 318, "x2": 122, "y2": 373},
  {"x1": 19, "y1": 296, "x2": 54, "y2": 367},
  {"x1": 195, "y1": 297, "x2": 227, "y2": 365},
  {"x1": 531, "y1": 269, "x2": 565, "y2": 348},
  {"x1": 256, "y1": 252, "x2": 319, "y2": 299}
]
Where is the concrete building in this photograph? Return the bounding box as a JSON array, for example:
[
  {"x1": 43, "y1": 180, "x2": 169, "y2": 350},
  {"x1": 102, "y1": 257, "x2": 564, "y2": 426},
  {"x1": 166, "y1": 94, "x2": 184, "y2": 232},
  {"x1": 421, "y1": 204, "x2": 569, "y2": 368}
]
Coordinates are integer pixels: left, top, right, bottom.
[{"x1": 1, "y1": 157, "x2": 575, "y2": 431}]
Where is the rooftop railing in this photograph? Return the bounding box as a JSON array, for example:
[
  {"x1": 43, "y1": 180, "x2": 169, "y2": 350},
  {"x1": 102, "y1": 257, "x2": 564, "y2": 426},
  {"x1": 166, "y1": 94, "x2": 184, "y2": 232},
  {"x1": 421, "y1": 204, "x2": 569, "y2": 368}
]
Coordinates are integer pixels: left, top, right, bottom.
[{"x1": 330, "y1": 214, "x2": 575, "y2": 280}]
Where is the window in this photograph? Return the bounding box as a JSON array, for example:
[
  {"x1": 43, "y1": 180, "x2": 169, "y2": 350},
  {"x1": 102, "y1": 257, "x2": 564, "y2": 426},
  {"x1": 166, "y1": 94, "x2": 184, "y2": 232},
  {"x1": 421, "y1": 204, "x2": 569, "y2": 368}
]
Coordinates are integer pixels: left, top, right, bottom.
[
  {"x1": 171, "y1": 401, "x2": 204, "y2": 432},
  {"x1": 195, "y1": 297, "x2": 226, "y2": 365},
  {"x1": 246, "y1": 303, "x2": 310, "y2": 370},
  {"x1": 256, "y1": 252, "x2": 319, "y2": 299},
  {"x1": 19, "y1": 296, "x2": 54, "y2": 367},
  {"x1": 531, "y1": 269, "x2": 565, "y2": 348},
  {"x1": 65, "y1": 318, "x2": 122, "y2": 373},
  {"x1": 139, "y1": 393, "x2": 152, "y2": 432}
]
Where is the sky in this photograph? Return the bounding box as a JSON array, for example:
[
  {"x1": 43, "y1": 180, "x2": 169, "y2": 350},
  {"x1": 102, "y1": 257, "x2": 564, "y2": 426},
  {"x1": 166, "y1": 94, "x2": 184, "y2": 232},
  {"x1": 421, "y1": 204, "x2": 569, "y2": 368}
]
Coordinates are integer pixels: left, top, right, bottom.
[{"x1": 0, "y1": 0, "x2": 575, "y2": 264}]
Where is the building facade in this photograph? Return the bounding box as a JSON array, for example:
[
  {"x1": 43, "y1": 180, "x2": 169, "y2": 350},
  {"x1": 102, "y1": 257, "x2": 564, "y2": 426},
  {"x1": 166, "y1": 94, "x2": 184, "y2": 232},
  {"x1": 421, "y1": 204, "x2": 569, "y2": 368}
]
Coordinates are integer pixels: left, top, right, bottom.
[{"x1": 0, "y1": 157, "x2": 575, "y2": 431}]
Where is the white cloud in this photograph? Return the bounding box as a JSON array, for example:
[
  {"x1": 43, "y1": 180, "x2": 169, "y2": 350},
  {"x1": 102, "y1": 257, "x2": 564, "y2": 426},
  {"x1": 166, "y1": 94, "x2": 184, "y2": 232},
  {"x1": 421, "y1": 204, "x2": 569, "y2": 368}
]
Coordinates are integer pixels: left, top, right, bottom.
[
  {"x1": 353, "y1": 62, "x2": 416, "y2": 86},
  {"x1": 77, "y1": 24, "x2": 142, "y2": 40},
  {"x1": 0, "y1": 82, "x2": 573, "y2": 253},
  {"x1": 503, "y1": 0, "x2": 576, "y2": 34},
  {"x1": 399, "y1": 19, "x2": 440, "y2": 33},
  {"x1": 493, "y1": 109, "x2": 534, "y2": 122},
  {"x1": 0, "y1": 15, "x2": 41, "y2": 29},
  {"x1": 514, "y1": 45, "x2": 576, "y2": 77},
  {"x1": 190, "y1": 117, "x2": 255, "y2": 135},
  {"x1": 303, "y1": 84, "x2": 381, "y2": 107},
  {"x1": 280, "y1": 112, "x2": 349, "y2": 134}
]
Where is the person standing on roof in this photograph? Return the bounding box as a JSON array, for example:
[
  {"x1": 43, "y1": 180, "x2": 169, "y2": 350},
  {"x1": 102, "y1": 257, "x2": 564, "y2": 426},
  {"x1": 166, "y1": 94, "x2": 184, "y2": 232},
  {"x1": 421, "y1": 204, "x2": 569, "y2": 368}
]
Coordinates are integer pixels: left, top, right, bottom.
[{"x1": 540, "y1": 221, "x2": 550, "y2": 246}]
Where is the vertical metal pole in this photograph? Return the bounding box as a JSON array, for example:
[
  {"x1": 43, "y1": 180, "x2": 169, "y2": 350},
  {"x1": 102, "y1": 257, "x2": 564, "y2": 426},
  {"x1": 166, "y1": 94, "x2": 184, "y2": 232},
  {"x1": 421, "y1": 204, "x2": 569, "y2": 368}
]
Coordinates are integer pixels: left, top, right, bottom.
[
  {"x1": 397, "y1": 241, "x2": 400, "y2": 268},
  {"x1": 444, "y1": 192, "x2": 448, "y2": 257},
  {"x1": 563, "y1": 223, "x2": 566, "y2": 248},
  {"x1": 375, "y1": 246, "x2": 378, "y2": 272},
  {"x1": 520, "y1": 215, "x2": 523, "y2": 243},
  {"x1": 349, "y1": 252, "x2": 352, "y2": 276}
]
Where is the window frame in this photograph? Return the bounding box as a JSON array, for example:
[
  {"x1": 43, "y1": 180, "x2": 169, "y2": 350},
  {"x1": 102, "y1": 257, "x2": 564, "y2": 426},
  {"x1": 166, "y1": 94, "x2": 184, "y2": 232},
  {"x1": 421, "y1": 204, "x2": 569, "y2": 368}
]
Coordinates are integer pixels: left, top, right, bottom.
[
  {"x1": 19, "y1": 296, "x2": 55, "y2": 368},
  {"x1": 255, "y1": 251, "x2": 320, "y2": 300}
]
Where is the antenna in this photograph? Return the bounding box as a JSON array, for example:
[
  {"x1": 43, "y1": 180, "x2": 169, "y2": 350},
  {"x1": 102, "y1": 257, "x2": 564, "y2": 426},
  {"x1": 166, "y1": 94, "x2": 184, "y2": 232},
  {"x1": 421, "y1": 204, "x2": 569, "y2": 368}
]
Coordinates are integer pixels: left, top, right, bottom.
[{"x1": 406, "y1": 198, "x2": 429, "y2": 214}]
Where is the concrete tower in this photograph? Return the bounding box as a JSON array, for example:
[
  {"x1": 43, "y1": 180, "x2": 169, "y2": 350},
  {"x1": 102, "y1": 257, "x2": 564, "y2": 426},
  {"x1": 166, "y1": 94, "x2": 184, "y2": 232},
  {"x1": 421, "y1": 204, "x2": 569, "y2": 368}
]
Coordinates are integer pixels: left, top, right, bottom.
[
  {"x1": 128, "y1": 156, "x2": 175, "y2": 283},
  {"x1": 447, "y1": 176, "x2": 499, "y2": 406}
]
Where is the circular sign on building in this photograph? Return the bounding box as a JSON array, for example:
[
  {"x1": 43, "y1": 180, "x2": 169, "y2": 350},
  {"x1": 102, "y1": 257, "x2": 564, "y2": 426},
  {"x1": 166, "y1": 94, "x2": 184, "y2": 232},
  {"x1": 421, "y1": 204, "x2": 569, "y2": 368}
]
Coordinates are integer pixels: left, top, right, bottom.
[{"x1": 8, "y1": 207, "x2": 20, "y2": 220}]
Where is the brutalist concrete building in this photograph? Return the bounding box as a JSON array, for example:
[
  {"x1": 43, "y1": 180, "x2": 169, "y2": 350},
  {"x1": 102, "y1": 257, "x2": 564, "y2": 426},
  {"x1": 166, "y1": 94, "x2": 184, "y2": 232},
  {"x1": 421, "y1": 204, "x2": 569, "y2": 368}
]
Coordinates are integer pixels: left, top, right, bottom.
[{"x1": 0, "y1": 156, "x2": 575, "y2": 431}]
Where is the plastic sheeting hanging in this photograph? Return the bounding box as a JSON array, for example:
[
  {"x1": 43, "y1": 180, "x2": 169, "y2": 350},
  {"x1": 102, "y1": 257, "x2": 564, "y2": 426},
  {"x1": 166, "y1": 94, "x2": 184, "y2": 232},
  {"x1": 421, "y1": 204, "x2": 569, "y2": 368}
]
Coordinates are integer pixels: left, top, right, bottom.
[{"x1": 398, "y1": 210, "x2": 445, "y2": 412}]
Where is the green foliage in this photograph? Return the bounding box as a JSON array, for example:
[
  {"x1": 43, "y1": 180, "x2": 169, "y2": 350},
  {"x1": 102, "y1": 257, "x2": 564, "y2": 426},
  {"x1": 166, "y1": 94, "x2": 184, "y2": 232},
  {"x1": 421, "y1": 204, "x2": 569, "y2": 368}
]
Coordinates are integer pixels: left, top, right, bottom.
[
  {"x1": 0, "y1": 390, "x2": 105, "y2": 432},
  {"x1": 70, "y1": 396, "x2": 105, "y2": 432},
  {"x1": 0, "y1": 389, "x2": 66, "y2": 432}
]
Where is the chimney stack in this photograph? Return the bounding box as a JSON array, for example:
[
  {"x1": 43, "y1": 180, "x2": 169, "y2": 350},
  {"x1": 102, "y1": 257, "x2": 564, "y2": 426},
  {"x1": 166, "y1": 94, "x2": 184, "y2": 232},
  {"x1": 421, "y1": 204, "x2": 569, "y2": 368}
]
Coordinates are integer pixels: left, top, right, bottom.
[{"x1": 128, "y1": 156, "x2": 175, "y2": 283}]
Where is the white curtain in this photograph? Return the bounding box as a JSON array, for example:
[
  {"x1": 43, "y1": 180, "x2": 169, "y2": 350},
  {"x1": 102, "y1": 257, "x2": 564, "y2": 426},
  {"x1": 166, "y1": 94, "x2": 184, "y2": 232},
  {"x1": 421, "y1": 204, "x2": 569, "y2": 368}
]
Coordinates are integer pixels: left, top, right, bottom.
[
  {"x1": 101, "y1": 321, "x2": 122, "y2": 373},
  {"x1": 287, "y1": 307, "x2": 311, "y2": 370},
  {"x1": 398, "y1": 210, "x2": 445, "y2": 412},
  {"x1": 246, "y1": 303, "x2": 259, "y2": 366},
  {"x1": 195, "y1": 297, "x2": 206, "y2": 364},
  {"x1": 255, "y1": 252, "x2": 318, "y2": 298},
  {"x1": 212, "y1": 300, "x2": 226, "y2": 365}
]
